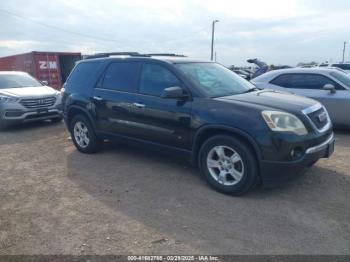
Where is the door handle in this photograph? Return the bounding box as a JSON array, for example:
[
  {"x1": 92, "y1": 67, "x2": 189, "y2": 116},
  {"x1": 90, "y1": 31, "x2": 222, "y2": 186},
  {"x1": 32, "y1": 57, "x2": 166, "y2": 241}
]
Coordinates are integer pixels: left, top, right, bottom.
[
  {"x1": 133, "y1": 102, "x2": 145, "y2": 108},
  {"x1": 93, "y1": 96, "x2": 103, "y2": 101}
]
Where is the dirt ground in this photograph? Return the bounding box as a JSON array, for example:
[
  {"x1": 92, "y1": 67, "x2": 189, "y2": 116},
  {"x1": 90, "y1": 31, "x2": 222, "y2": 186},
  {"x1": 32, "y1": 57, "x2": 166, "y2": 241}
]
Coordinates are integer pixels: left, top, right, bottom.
[{"x1": 0, "y1": 121, "x2": 349, "y2": 255}]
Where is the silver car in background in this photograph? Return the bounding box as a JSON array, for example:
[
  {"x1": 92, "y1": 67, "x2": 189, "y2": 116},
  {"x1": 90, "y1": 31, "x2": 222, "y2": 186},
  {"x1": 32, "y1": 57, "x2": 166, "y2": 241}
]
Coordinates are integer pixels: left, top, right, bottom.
[
  {"x1": 319, "y1": 63, "x2": 350, "y2": 73},
  {"x1": 0, "y1": 71, "x2": 62, "y2": 130},
  {"x1": 252, "y1": 68, "x2": 350, "y2": 128}
]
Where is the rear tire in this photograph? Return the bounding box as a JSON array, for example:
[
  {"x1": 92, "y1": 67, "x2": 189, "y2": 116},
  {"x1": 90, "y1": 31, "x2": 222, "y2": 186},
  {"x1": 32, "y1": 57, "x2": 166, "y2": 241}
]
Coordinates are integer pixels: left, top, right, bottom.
[
  {"x1": 69, "y1": 115, "x2": 101, "y2": 153},
  {"x1": 199, "y1": 135, "x2": 259, "y2": 196}
]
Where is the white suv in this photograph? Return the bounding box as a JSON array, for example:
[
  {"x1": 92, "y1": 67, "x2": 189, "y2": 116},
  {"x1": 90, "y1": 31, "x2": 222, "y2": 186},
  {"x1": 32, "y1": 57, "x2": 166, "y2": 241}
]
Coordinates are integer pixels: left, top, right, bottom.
[{"x1": 0, "y1": 71, "x2": 62, "y2": 130}]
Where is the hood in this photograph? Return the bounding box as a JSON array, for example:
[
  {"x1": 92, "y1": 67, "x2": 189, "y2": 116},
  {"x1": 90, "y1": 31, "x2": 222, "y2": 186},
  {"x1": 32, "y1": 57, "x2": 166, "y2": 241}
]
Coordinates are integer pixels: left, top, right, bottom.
[
  {"x1": 216, "y1": 90, "x2": 317, "y2": 113},
  {"x1": 0, "y1": 86, "x2": 58, "y2": 98}
]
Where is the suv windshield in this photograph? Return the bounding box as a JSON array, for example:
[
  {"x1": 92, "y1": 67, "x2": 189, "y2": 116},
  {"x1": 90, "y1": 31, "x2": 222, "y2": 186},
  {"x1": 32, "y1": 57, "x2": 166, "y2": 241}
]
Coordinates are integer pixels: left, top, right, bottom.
[
  {"x1": 175, "y1": 63, "x2": 255, "y2": 97},
  {"x1": 0, "y1": 74, "x2": 42, "y2": 89},
  {"x1": 330, "y1": 71, "x2": 350, "y2": 88}
]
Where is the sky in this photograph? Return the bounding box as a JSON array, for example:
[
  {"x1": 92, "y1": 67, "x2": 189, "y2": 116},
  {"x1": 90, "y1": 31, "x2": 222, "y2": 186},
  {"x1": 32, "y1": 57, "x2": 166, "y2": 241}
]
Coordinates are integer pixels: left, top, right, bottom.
[{"x1": 0, "y1": 0, "x2": 349, "y2": 66}]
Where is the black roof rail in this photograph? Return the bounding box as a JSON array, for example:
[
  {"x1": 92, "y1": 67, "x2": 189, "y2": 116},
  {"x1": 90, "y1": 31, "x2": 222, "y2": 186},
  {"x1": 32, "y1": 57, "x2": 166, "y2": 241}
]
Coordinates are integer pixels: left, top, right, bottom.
[
  {"x1": 84, "y1": 52, "x2": 149, "y2": 59},
  {"x1": 84, "y1": 52, "x2": 187, "y2": 60},
  {"x1": 145, "y1": 53, "x2": 187, "y2": 57}
]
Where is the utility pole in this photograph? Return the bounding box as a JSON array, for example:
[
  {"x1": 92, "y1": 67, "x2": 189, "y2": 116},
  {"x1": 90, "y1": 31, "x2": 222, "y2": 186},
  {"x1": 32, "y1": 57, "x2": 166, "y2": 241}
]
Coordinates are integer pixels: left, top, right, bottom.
[
  {"x1": 210, "y1": 20, "x2": 219, "y2": 61},
  {"x1": 342, "y1": 41, "x2": 346, "y2": 63}
]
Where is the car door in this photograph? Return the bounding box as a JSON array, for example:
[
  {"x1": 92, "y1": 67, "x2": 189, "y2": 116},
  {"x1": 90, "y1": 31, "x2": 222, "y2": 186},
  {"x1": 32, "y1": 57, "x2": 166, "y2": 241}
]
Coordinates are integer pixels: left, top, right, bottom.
[
  {"x1": 269, "y1": 73, "x2": 348, "y2": 124},
  {"x1": 128, "y1": 62, "x2": 193, "y2": 150},
  {"x1": 92, "y1": 61, "x2": 143, "y2": 136}
]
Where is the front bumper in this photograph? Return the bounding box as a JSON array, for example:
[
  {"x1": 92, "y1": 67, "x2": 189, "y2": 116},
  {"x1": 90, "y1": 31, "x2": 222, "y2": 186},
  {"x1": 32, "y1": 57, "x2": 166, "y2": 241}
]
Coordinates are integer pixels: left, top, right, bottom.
[
  {"x1": 260, "y1": 133, "x2": 335, "y2": 188},
  {"x1": 0, "y1": 108, "x2": 62, "y2": 125}
]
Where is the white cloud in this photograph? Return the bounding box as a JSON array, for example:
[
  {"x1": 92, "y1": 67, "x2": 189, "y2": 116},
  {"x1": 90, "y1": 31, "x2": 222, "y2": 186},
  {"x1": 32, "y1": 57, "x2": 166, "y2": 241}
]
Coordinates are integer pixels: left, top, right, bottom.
[
  {"x1": 193, "y1": 0, "x2": 312, "y2": 19},
  {"x1": 0, "y1": 40, "x2": 41, "y2": 49},
  {"x1": 0, "y1": 0, "x2": 349, "y2": 65}
]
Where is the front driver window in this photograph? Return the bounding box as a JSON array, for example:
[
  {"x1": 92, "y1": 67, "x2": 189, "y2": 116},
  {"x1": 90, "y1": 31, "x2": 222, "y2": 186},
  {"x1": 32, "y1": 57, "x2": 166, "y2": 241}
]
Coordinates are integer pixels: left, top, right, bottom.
[{"x1": 139, "y1": 63, "x2": 181, "y2": 97}]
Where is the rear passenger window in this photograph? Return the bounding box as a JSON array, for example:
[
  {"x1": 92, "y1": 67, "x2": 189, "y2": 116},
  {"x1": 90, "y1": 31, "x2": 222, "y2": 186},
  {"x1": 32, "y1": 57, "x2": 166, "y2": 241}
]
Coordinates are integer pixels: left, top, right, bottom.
[
  {"x1": 67, "y1": 61, "x2": 102, "y2": 85},
  {"x1": 139, "y1": 63, "x2": 181, "y2": 96},
  {"x1": 102, "y1": 62, "x2": 140, "y2": 92}
]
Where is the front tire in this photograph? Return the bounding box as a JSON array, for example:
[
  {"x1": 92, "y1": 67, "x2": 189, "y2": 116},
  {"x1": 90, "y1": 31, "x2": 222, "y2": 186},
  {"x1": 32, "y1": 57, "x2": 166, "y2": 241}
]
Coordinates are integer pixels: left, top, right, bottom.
[
  {"x1": 69, "y1": 115, "x2": 101, "y2": 153},
  {"x1": 199, "y1": 135, "x2": 258, "y2": 195}
]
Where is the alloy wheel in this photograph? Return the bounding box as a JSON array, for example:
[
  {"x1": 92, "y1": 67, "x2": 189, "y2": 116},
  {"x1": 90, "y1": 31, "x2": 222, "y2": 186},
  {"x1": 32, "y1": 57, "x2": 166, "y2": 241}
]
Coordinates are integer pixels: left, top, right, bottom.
[
  {"x1": 73, "y1": 121, "x2": 90, "y2": 148},
  {"x1": 206, "y1": 145, "x2": 244, "y2": 186}
]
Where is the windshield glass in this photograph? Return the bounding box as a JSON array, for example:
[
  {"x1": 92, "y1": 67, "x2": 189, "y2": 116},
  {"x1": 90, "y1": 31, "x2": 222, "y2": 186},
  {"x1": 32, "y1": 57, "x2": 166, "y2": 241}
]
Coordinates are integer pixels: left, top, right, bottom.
[
  {"x1": 0, "y1": 74, "x2": 42, "y2": 89},
  {"x1": 330, "y1": 71, "x2": 350, "y2": 88},
  {"x1": 175, "y1": 63, "x2": 255, "y2": 97}
]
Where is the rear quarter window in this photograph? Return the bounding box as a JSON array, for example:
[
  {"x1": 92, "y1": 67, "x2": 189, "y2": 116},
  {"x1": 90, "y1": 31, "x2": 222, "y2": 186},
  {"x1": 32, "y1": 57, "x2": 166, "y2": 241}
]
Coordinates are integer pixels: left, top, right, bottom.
[{"x1": 66, "y1": 61, "x2": 103, "y2": 92}]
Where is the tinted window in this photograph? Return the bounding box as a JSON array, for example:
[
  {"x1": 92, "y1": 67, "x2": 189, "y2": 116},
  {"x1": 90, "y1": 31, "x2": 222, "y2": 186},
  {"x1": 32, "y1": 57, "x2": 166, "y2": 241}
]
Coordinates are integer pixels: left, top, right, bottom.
[
  {"x1": 0, "y1": 73, "x2": 41, "y2": 89},
  {"x1": 271, "y1": 74, "x2": 341, "y2": 89},
  {"x1": 139, "y1": 63, "x2": 181, "y2": 96},
  {"x1": 330, "y1": 71, "x2": 350, "y2": 88},
  {"x1": 332, "y1": 64, "x2": 350, "y2": 70},
  {"x1": 67, "y1": 62, "x2": 101, "y2": 85},
  {"x1": 102, "y1": 62, "x2": 139, "y2": 92}
]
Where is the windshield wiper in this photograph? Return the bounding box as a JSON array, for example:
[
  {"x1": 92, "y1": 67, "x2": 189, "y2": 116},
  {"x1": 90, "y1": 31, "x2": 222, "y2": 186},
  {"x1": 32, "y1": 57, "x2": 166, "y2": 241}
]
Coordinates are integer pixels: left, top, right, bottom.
[
  {"x1": 212, "y1": 87, "x2": 261, "y2": 98},
  {"x1": 241, "y1": 87, "x2": 260, "y2": 93}
]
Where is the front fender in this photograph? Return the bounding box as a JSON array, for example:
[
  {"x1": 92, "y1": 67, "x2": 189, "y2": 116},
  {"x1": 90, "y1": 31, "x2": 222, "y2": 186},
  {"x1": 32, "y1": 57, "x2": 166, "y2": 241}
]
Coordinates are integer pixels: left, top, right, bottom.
[{"x1": 191, "y1": 124, "x2": 263, "y2": 166}]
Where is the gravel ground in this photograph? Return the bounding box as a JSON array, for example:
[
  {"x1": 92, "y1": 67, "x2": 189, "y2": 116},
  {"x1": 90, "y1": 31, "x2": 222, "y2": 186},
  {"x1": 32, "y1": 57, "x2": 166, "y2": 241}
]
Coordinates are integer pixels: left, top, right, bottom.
[{"x1": 0, "y1": 121, "x2": 349, "y2": 255}]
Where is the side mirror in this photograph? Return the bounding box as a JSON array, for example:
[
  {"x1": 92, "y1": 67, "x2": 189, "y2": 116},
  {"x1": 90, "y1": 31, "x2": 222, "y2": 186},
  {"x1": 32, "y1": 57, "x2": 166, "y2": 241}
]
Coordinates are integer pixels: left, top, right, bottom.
[
  {"x1": 161, "y1": 86, "x2": 188, "y2": 100},
  {"x1": 323, "y1": 84, "x2": 336, "y2": 94},
  {"x1": 41, "y1": 80, "x2": 49, "y2": 86}
]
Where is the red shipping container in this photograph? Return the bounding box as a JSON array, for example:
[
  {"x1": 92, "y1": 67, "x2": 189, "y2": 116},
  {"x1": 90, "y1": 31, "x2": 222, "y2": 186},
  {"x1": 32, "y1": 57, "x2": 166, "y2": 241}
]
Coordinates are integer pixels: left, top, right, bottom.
[{"x1": 0, "y1": 51, "x2": 81, "y2": 90}]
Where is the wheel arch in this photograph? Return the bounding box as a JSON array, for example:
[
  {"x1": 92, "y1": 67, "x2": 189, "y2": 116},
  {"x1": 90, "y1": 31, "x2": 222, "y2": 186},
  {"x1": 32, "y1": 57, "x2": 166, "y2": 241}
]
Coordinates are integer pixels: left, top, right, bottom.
[
  {"x1": 66, "y1": 105, "x2": 96, "y2": 129},
  {"x1": 191, "y1": 125, "x2": 262, "y2": 167}
]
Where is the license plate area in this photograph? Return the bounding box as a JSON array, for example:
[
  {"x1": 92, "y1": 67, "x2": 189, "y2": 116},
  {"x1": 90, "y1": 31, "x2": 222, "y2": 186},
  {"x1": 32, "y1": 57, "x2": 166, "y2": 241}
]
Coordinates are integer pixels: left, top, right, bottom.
[{"x1": 37, "y1": 108, "x2": 49, "y2": 114}]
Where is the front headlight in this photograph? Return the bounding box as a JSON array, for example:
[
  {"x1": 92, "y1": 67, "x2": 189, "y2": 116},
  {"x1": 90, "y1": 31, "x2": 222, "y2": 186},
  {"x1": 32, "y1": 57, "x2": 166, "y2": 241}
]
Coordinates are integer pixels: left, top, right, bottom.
[
  {"x1": 0, "y1": 95, "x2": 19, "y2": 103},
  {"x1": 261, "y1": 110, "x2": 308, "y2": 136}
]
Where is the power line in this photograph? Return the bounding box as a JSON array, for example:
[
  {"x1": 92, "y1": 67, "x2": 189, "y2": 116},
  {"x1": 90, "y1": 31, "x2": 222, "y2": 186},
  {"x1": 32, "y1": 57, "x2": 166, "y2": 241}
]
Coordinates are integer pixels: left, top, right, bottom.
[
  {"x1": 159, "y1": 27, "x2": 209, "y2": 44},
  {"x1": 0, "y1": 8, "x2": 120, "y2": 44},
  {"x1": 0, "y1": 8, "x2": 210, "y2": 49}
]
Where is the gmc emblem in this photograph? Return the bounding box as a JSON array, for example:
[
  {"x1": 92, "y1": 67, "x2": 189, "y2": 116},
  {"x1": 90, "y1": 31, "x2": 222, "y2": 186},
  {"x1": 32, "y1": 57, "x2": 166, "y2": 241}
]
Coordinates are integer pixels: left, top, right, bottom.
[{"x1": 317, "y1": 112, "x2": 327, "y2": 123}]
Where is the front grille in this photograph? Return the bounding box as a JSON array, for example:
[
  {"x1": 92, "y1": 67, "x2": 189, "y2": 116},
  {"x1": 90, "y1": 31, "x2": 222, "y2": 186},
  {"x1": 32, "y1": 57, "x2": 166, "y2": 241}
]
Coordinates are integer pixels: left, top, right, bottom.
[
  {"x1": 20, "y1": 97, "x2": 56, "y2": 109},
  {"x1": 307, "y1": 107, "x2": 329, "y2": 130}
]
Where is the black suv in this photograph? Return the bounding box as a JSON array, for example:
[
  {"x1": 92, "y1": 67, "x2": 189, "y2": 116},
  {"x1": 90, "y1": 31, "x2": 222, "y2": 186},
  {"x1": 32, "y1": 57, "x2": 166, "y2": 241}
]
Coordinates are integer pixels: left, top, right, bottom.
[{"x1": 62, "y1": 53, "x2": 335, "y2": 195}]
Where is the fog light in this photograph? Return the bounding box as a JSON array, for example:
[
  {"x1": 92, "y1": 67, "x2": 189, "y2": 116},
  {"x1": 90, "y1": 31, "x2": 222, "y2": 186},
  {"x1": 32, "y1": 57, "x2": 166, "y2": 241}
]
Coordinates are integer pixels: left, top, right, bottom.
[{"x1": 291, "y1": 147, "x2": 303, "y2": 159}]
